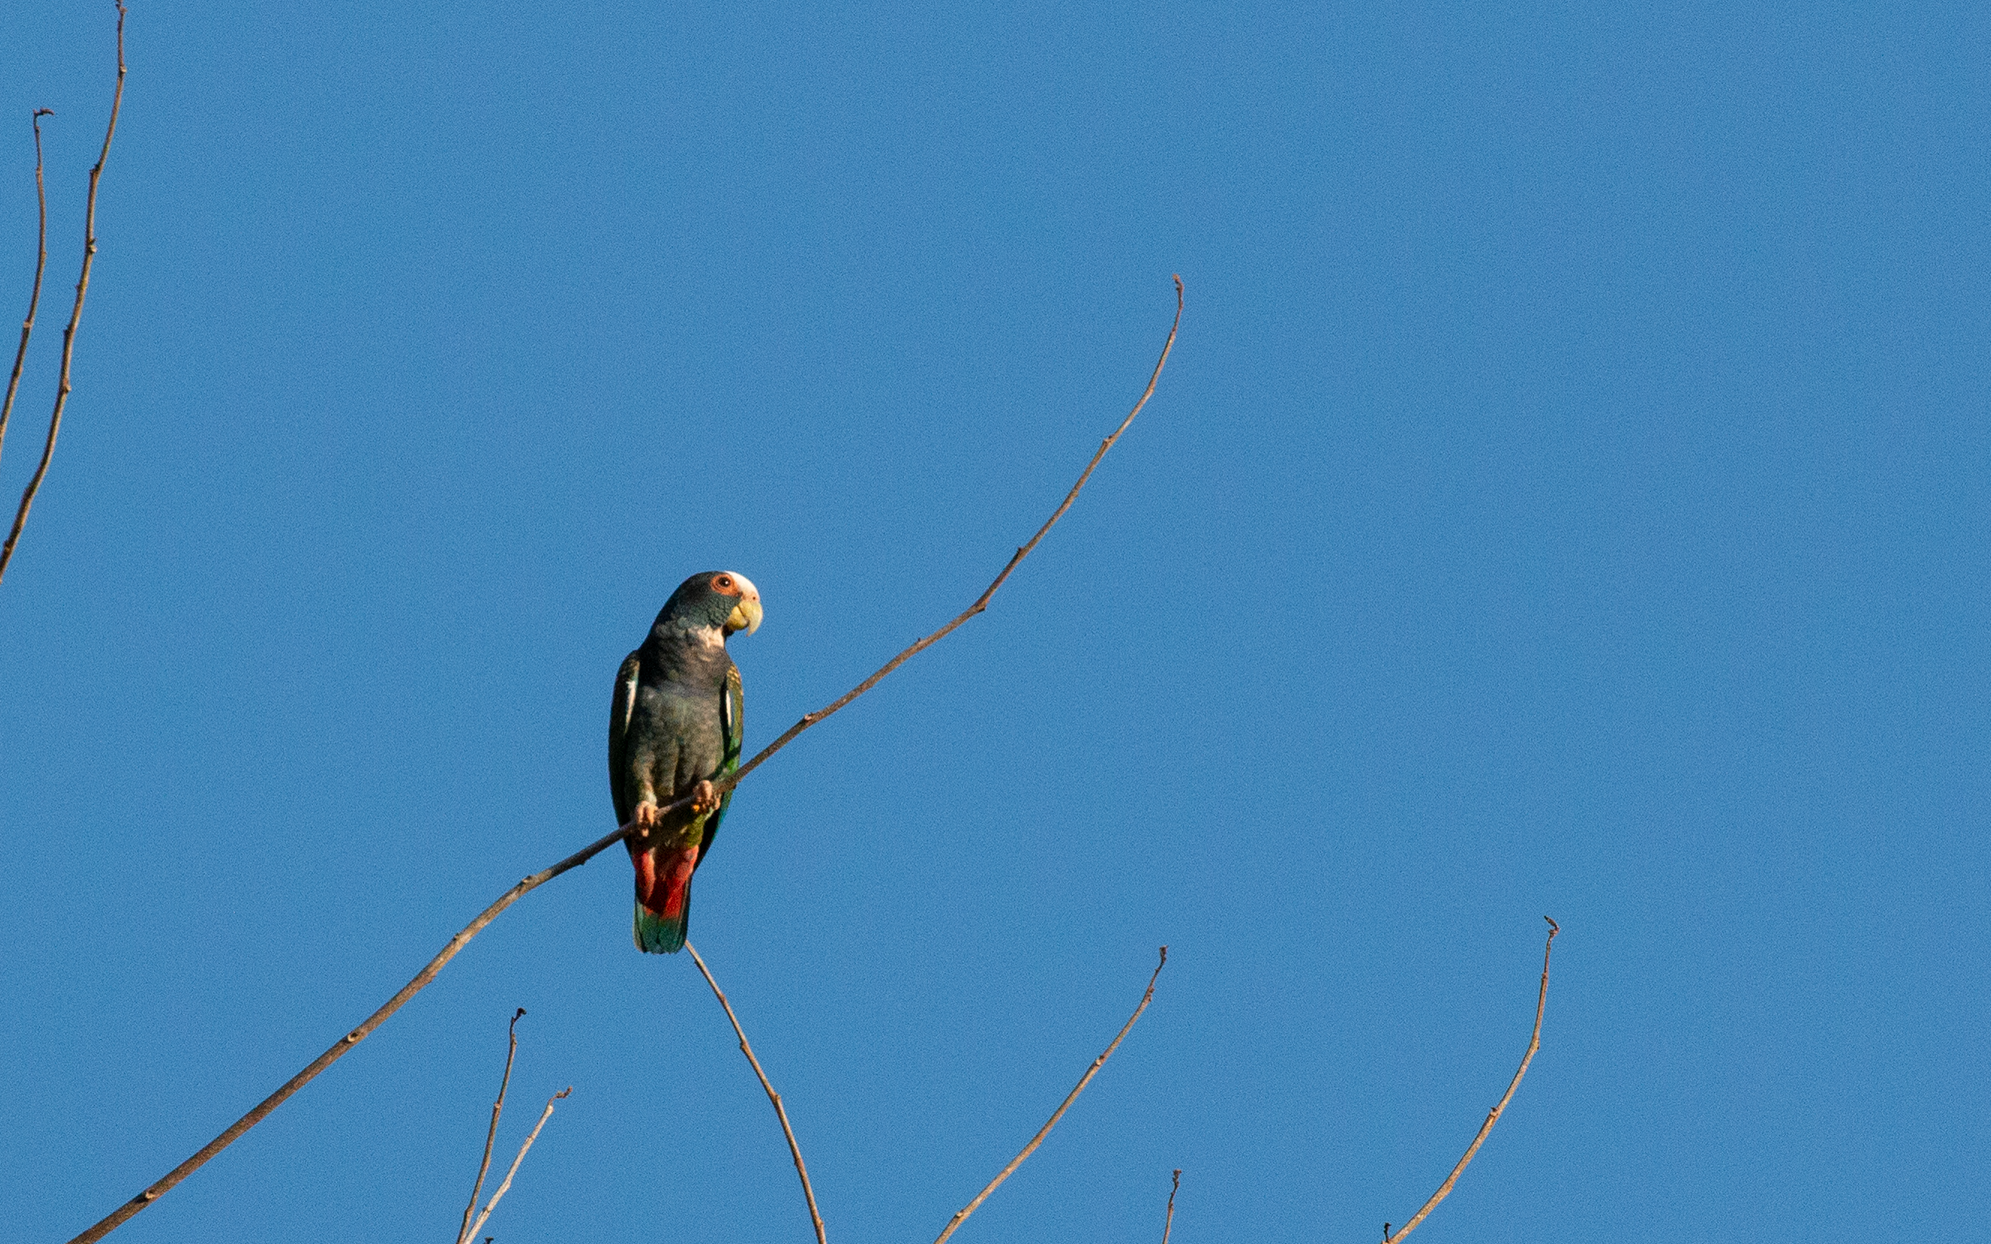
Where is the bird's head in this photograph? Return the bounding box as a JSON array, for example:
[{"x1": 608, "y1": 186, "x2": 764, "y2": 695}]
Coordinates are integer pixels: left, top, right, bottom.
[{"x1": 656, "y1": 570, "x2": 763, "y2": 640}]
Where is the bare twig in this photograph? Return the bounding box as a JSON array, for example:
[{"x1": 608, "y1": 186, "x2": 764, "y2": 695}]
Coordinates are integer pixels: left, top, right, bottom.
[
  {"x1": 1162, "y1": 1169, "x2": 1181, "y2": 1244},
  {"x1": 719, "y1": 274, "x2": 1184, "y2": 799},
  {"x1": 687, "y1": 941, "x2": 828, "y2": 1244},
  {"x1": 1381, "y1": 917, "x2": 1560, "y2": 1244},
  {"x1": 65, "y1": 824, "x2": 626, "y2": 1244},
  {"x1": 463, "y1": 1086, "x2": 572, "y2": 1243},
  {"x1": 64, "y1": 280, "x2": 1182, "y2": 1242},
  {"x1": 933, "y1": 946, "x2": 1169, "y2": 1244},
  {"x1": 0, "y1": 108, "x2": 55, "y2": 471},
  {"x1": 456, "y1": 1009, "x2": 526, "y2": 1244},
  {"x1": 0, "y1": 1, "x2": 125, "y2": 586}
]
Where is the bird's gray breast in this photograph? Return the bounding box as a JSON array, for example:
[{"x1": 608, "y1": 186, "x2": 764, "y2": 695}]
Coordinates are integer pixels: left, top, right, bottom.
[{"x1": 631, "y1": 680, "x2": 726, "y2": 795}]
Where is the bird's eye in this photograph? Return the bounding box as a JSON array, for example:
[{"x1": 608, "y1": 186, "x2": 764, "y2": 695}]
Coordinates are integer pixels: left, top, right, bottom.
[{"x1": 714, "y1": 575, "x2": 733, "y2": 590}]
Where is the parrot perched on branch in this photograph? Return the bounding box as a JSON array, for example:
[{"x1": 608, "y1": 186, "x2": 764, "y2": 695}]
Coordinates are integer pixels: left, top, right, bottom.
[{"x1": 609, "y1": 571, "x2": 762, "y2": 953}]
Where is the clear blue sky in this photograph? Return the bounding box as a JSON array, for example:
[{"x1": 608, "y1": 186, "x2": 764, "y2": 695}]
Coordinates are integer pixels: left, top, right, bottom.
[{"x1": 4, "y1": 2, "x2": 1987, "y2": 1241}]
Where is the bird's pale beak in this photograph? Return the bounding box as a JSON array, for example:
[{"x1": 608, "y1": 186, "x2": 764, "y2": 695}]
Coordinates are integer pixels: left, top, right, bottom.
[{"x1": 725, "y1": 596, "x2": 763, "y2": 636}]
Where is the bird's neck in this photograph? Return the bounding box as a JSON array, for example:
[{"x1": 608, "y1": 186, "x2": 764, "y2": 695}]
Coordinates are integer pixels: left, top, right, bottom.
[{"x1": 647, "y1": 623, "x2": 728, "y2": 681}]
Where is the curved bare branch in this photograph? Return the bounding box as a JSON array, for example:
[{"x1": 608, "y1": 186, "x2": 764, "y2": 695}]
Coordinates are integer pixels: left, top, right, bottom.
[
  {"x1": 1382, "y1": 918, "x2": 1560, "y2": 1244},
  {"x1": 688, "y1": 941, "x2": 828, "y2": 1244},
  {"x1": 0, "y1": 108, "x2": 55, "y2": 471},
  {"x1": 934, "y1": 947, "x2": 1169, "y2": 1244},
  {"x1": 0, "y1": 1, "x2": 125, "y2": 586}
]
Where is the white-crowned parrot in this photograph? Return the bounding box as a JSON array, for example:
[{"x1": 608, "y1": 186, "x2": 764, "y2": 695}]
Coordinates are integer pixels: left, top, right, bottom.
[{"x1": 609, "y1": 571, "x2": 762, "y2": 952}]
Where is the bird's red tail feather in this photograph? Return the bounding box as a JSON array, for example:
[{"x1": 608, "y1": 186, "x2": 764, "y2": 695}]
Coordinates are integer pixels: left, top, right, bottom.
[
  {"x1": 628, "y1": 836, "x2": 699, "y2": 953},
  {"x1": 635, "y1": 843, "x2": 699, "y2": 919}
]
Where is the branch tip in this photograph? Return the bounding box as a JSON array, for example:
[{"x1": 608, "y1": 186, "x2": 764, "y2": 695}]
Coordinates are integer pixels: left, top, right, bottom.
[
  {"x1": 713, "y1": 278, "x2": 1181, "y2": 792},
  {"x1": 462, "y1": 1078, "x2": 569, "y2": 1242},
  {"x1": 1, "y1": 0, "x2": 126, "y2": 585},
  {"x1": 1378, "y1": 920, "x2": 1560, "y2": 1242},
  {"x1": 934, "y1": 946, "x2": 1169, "y2": 1244}
]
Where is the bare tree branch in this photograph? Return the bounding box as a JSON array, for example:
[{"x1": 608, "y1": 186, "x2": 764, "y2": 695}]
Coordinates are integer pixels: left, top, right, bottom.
[
  {"x1": 62, "y1": 280, "x2": 1184, "y2": 1242},
  {"x1": 456, "y1": 1009, "x2": 527, "y2": 1244},
  {"x1": 462, "y1": 1086, "x2": 572, "y2": 1243},
  {"x1": 66, "y1": 827, "x2": 621, "y2": 1244},
  {"x1": 1382, "y1": 917, "x2": 1560, "y2": 1244},
  {"x1": 0, "y1": 108, "x2": 54, "y2": 471},
  {"x1": 1162, "y1": 1169, "x2": 1182, "y2": 1244},
  {"x1": 719, "y1": 274, "x2": 1185, "y2": 799},
  {"x1": 933, "y1": 946, "x2": 1169, "y2": 1244},
  {"x1": 0, "y1": 0, "x2": 125, "y2": 586},
  {"x1": 687, "y1": 941, "x2": 827, "y2": 1244}
]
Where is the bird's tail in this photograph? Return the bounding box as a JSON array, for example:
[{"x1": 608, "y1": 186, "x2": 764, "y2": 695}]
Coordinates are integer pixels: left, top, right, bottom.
[
  {"x1": 632, "y1": 843, "x2": 698, "y2": 954},
  {"x1": 634, "y1": 901, "x2": 689, "y2": 954}
]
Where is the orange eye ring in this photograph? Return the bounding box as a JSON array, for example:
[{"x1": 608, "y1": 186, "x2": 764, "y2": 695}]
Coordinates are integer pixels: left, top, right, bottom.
[{"x1": 712, "y1": 574, "x2": 739, "y2": 595}]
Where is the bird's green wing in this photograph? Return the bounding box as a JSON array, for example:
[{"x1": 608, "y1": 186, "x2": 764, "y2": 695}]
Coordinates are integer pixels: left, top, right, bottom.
[
  {"x1": 696, "y1": 664, "x2": 744, "y2": 868},
  {"x1": 722, "y1": 664, "x2": 744, "y2": 773},
  {"x1": 608, "y1": 651, "x2": 641, "y2": 826}
]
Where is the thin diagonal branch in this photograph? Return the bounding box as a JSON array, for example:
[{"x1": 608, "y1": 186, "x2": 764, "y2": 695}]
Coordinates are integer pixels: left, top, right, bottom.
[
  {"x1": 1162, "y1": 1169, "x2": 1181, "y2": 1244},
  {"x1": 687, "y1": 941, "x2": 828, "y2": 1244},
  {"x1": 64, "y1": 279, "x2": 1183, "y2": 1242},
  {"x1": 1382, "y1": 917, "x2": 1559, "y2": 1244},
  {"x1": 0, "y1": 107, "x2": 55, "y2": 471},
  {"x1": 934, "y1": 946, "x2": 1169, "y2": 1244},
  {"x1": 0, "y1": 0, "x2": 124, "y2": 586},
  {"x1": 463, "y1": 1086, "x2": 572, "y2": 1243},
  {"x1": 719, "y1": 275, "x2": 1184, "y2": 799},
  {"x1": 456, "y1": 1008, "x2": 526, "y2": 1244},
  {"x1": 65, "y1": 822, "x2": 628, "y2": 1244}
]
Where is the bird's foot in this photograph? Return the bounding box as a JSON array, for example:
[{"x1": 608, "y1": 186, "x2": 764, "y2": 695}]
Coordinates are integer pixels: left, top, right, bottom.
[
  {"x1": 631, "y1": 801, "x2": 662, "y2": 840},
  {"x1": 689, "y1": 780, "x2": 721, "y2": 815}
]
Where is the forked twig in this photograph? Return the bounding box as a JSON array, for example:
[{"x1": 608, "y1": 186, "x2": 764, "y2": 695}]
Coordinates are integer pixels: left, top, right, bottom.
[
  {"x1": 64, "y1": 279, "x2": 1183, "y2": 1243},
  {"x1": 0, "y1": 1, "x2": 125, "y2": 586},
  {"x1": 1381, "y1": 918, "x2": 1560, "y2": 1243},
  {"x1": 0, "y1": 108, "x2": 55, "y2": 470},
  {"x1": 456, "y1": 1009, "x2": 527, "y2": 1244},
  {"x1": 1162, "y1": 1169, "x2": 1182, "y2": 1244},
  {"x1": 933, "y1": 947, "x2": 1169, "y2": 1244},
  {"x1": 687, "y1": 941, "x2": 827, "y2": 1244},
  {"x1": 462, "y1": 1086, "x2": 572, "y2": 1243}
]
